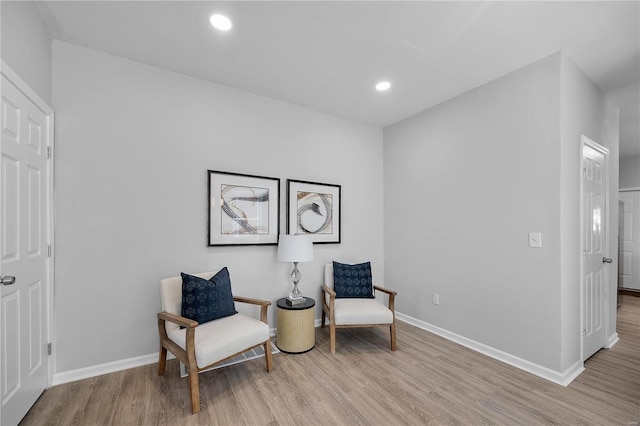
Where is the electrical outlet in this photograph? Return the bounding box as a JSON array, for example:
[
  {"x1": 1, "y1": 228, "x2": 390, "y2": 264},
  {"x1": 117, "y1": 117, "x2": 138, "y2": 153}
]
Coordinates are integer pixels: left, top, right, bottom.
[
  {"x1": 432, "y1": 293, "x2": 440, "y2": 305},
  {"x1": 528, "y1": 232, "x2": 542, "y2": 248}
]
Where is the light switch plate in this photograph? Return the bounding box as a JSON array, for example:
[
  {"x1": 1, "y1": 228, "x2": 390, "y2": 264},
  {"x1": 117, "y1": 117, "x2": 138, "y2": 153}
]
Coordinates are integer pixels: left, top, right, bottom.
[{"x1": 528, "y1": 232, "x2": 542, "y2": 248}]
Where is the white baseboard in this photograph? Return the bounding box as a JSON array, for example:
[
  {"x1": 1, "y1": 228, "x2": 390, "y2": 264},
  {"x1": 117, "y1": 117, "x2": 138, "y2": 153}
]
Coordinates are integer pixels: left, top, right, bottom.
[
  {"x1": 53, "y1": 353, "x2": 159, "y2": 386},
  {"x1": 53, "y1": 328, "x2": 279, "y2": 386},
  {"x1": 606, "y1": 332, "x2": 620, "y2": 348},
  {"x1": 53, "y1": 315, "x2": 585, "y2": 388},
  {"x1": 395, "y1": 312, "x2": 584, "y2": 386}
]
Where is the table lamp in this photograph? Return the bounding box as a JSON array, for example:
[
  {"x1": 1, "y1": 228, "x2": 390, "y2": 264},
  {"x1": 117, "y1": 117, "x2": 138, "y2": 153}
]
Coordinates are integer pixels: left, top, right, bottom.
[{"x1": 277, "y1": 234, "x2": 314, "y2": 300}]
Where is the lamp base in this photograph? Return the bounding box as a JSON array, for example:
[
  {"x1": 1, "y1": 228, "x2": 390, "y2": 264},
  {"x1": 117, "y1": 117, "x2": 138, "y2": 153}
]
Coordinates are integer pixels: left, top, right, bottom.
[
  {"x1": 288, "y1": 292, "x2": 304, "y2": 301},
  {"x1": 285, "y1": 297, "x2": 307, "y2": 306},
  {"x1": 289, "y1": 262, "x2": 303, "y2": 300}
]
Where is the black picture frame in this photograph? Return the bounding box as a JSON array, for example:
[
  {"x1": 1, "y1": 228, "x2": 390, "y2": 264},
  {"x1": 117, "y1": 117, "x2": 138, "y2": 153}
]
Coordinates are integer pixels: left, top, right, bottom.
[
  {"x1": 286, "y1": 179, "x2": 341, "y2": 244},
  {"x1": 208, "y1": 170, "x2": 280, "y2": 246}
]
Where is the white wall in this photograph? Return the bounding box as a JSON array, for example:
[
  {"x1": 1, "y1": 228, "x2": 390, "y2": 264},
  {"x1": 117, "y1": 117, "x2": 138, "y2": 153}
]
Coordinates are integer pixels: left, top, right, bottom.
[
  {"x1": 384, "y1": 54, "x2": 563, "y2": 371},
  {"x1": 559, "y1": 55, "x2": 620, "y2": 370},
  {"x1": 0, "y1": 0, "x2": 52, "y2": 105},
  {"x1": 619, "y1": 156, "x2": 640, "y2": 189},
  {"x1": 52, "y1": 41, "x2": 383, "y2": 372},
  {"x1": 383, "y1": 52, "x2": 619, "y2": 376}
]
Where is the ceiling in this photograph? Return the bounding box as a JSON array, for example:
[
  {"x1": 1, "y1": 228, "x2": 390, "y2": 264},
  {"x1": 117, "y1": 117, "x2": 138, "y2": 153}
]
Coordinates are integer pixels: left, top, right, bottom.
[{"x1": 37, "y1": 1, "x2": 640, "y2": 159}]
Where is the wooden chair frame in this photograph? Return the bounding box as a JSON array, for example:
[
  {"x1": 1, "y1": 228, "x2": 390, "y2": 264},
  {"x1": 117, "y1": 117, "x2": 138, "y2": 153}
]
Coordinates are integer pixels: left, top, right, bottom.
[
  {"x1": 321, "y1": 284, "x2": 397, "y2": 354},
  {"x1": 157, "y1": 296, "x2": 273, "y2": 414}
]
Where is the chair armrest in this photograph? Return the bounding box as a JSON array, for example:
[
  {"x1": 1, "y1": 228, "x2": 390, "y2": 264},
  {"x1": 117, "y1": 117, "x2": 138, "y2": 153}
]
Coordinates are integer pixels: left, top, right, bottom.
[
  {"x1": 157, "y1": 312, "x2": 197, "y2": 370},
  {"x1": 157, "y1": 311, "x2": 198, "y2": 329},
  {"x1": 373, "y1": 285, "x2": 396, "y2": 313},
  {"x1": 234, "y1": 296, "x2": 271, "y2": 307},
  {"x1": 373, "y1": 285, "x2": 397, "y2": 296},
  {"x1": 321, "y1": 284, "x2": 336, "y2": 299},
  {"x1": 233, "y1": 296, "x2": 271, "y2": 325},
  {"x1": 321, "y1": 285, "x2": 336, "y2": 326}
]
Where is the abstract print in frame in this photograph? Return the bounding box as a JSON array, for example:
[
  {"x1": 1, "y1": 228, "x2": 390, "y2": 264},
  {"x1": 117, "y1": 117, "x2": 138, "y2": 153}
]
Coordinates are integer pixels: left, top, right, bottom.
[
  {"x1": 208, "y1": 170, "x2": 280, "y2": 246},
  {"x1": 287, "y1": 179, "x2": 341, "y2": 244}
]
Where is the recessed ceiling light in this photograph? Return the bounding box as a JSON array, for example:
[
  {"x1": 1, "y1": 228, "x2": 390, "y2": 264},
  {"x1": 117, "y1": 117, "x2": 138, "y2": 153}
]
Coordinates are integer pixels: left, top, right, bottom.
[
  {"x1": 375, "y1": 81, "x2": 391, "y2": 91},
  {"x1": 210, "y1": 14, "x2": 232, "y2": 31}
]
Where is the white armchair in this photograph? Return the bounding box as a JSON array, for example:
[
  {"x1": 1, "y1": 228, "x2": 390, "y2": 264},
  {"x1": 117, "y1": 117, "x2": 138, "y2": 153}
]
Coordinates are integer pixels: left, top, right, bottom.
[
  {"x1": 321, "y1": 263, "x2": 397, "y2": 354},
  {"x1": 157, "y1": 270, "x2": 273, "y2": 413}
]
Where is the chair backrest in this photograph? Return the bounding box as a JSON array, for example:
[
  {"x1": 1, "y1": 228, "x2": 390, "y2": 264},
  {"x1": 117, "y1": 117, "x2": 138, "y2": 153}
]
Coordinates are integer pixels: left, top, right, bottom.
[
  {"x1": 323, "y1": 264, "x2": 335, "y2": 305},
  {"x1": 160, "y1": 270, "x2": 217, "y2": 332},
  {"x1": 323, "y1": 264, "x2": 334, "y2": 290}
]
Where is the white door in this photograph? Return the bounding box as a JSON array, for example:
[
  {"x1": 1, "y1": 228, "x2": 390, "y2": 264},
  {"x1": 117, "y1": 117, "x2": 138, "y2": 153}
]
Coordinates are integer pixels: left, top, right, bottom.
[
  {"x1": 1, "y1": 74, "x2": 51, "y2": 425},
  {"x1": 619, "y1": 190, "x2": 640, "y2": 290},
  {"x1": 582, "y1": 140, "x2": 608, "y2": 361}
]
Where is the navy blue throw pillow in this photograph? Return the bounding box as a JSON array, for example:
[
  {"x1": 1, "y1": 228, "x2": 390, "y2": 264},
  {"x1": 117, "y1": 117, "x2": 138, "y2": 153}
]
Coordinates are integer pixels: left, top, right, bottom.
[
  {"x1": 181, "y1": 268, "x2": 237, "y2": 324},
  {"x1": 333, "y1": 261, "x2": 375, "y2": 299}
]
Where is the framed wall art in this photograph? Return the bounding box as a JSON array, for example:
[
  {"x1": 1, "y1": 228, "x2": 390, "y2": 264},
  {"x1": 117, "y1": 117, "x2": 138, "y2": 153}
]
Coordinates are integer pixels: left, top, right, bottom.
[
  {"x1": 208, "y1": 170, "x2": 280, "y2": 246},
  {"x1": 287, "y1": 179, "x2": 341, "y2": 244}
]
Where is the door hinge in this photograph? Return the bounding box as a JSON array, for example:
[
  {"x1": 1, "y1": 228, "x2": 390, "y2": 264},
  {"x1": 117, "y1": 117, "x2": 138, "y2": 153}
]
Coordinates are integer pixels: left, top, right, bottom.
[
  {"x1": 47, "y1": 244, "x2": 52, "y2": 258},
  {"x1": 46, "y1": 146, "x2": 52, "y2": 159},
  {"x1": 47, "y1": 342, "x2": 52, "y2": 355}
]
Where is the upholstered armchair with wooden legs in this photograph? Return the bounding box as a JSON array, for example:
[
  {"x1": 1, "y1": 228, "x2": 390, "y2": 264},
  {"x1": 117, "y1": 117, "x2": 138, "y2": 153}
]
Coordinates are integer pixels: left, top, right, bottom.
[
  {"x1": 321, "y1": 262, "x2": 397, "y2": 354},
  {"x1": 157, "y1": 270, "x2": 273, "y2": 414}
]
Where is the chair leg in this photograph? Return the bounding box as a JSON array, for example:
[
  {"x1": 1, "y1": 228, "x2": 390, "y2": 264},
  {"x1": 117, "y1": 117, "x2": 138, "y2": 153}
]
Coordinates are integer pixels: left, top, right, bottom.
[
  {"x1": 188, "y1": 363, "x2": 200, "y2": 414},
  {"x1": 158, "y1": 344, "x2": 167, "y2": 375},
  {"x1": 390, "y1": 322, "x2": 397, "y2": 351},
  {"x1": 330, "y1": 322, "x2": 336, "y2": 354},
  {"x1": 321, "y1": 309, "x2": 326, "y2": 328},
  {"x1": 264, "y1": 341, "x2": 273, "y2": 372}
]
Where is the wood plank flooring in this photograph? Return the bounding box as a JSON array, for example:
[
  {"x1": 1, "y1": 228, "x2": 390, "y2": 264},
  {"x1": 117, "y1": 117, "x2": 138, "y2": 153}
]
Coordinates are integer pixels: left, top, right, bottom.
[{"x1": 21, "y1": 295, "x2": 639, "y2": 425}]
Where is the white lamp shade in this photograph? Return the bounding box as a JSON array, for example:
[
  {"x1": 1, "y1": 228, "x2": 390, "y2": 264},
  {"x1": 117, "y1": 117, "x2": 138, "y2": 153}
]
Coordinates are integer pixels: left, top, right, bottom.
[{"x1": 277, "y1": 235, "x2": 314, "y2": 262}]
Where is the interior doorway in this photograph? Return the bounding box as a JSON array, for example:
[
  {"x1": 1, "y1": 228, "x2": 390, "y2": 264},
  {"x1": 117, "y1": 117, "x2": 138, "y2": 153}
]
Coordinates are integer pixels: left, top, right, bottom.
[
  {"x1": 618, "y1": 190, "x2": 640, "y2": 293},
  {"x1": 580, "y1": 136, "x2": 610, "y2": 361},
  {"x1": 0, "y1": 62, "x2": 54, "y2": 426}
]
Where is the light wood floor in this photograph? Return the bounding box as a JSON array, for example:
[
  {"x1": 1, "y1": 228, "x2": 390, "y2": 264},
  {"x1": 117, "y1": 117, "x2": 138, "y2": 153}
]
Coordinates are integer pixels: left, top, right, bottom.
[{"x1": 22, "y1": 295, "x2": 639, "y2": 425}]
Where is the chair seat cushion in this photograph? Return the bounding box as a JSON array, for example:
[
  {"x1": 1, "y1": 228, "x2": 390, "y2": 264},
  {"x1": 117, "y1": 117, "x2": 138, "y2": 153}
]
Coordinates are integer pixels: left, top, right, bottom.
[
  {"x1": 334, "y1": 299, "x2": 393, "y2": 325},
  {"x1": 167, "y1": 313, "x2": 270, "y2": 368}
]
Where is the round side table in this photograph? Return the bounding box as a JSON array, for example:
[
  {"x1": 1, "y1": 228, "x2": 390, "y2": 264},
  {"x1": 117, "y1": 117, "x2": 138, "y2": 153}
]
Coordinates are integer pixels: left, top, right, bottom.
[{"x1": 276, "y1": 297, "x2": 315, "y2": 354}]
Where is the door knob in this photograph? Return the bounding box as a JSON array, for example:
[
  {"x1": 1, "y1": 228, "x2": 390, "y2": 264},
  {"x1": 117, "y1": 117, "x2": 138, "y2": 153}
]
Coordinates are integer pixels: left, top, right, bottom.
[
  {"x1": 1, "y1": 276, "x2": 16, "y2": 285},
  {"x1": 602, "y1": 257, "x2": 613, "y2": 264}
]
